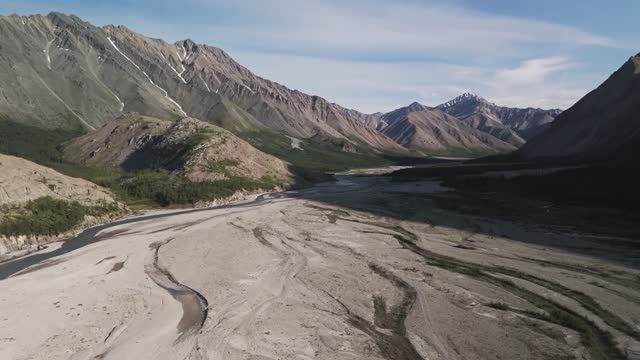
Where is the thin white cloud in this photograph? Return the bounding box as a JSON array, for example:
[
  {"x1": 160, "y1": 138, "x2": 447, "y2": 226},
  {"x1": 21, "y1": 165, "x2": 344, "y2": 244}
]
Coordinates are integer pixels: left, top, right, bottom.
[
  {"x1": 230, "y1": 50, "x2": 598, "y2": 112},
  {"x1": 183, "y1": 0, "x2": 611, "y2": 56},
  {"x1": 495, "y1": 57, "x2": 577, "y2": 85},
  {"x1": 134, "y1": 0, "x2": 611, "y2": 112}
]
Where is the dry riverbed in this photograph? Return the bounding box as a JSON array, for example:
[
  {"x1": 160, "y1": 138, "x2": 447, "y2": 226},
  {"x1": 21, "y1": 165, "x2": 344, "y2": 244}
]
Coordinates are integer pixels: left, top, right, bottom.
[{"x1": 1, "y1": 174, "x2": 639, "y2": 359}]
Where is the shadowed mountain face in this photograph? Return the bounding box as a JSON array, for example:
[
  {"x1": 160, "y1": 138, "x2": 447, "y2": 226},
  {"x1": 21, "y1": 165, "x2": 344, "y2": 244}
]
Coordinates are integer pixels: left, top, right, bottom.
[
  {"x1": 380, "y1": 104, "x2": 517, "y2": 156},
  {"x1": 0, "y1": 12, "x2": 402, "y2": 152},
  {"x1": 518, "y1": 53, "x2": 640, "y2": 160},
  {"x1": 436, "y1": 93, "x2": 561, "y2": 140}
]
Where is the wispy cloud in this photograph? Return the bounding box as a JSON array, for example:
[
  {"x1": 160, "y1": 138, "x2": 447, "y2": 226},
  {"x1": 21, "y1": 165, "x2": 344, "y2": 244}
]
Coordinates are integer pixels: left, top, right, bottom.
[
  {"x1": 0, "y1": 0, "x2": 621, "y2": 112},
  {"x1": 177, "y1": 0, "x2": 612, "y2": 59},
  {"x1": 231, "y1": 50, "x2": 598, "y2": 112},
  {"x1": 495, "y1": 57, "x2": 577, "y2": 85}
]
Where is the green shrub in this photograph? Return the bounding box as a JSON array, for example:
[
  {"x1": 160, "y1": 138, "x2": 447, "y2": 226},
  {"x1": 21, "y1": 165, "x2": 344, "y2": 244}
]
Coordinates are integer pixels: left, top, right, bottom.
[
  {"x1": 204, "y1": 159, "x2": 241, "y2": 173},
  {"x1": 0, "y1": 197, "x2": 119, "y2": 237},
  {"x1": 115, "y1": 169, "x2": 280, "y2": 207},
  {"x1": 242, "y1": 130, "x2": 392, "y2": 172}
]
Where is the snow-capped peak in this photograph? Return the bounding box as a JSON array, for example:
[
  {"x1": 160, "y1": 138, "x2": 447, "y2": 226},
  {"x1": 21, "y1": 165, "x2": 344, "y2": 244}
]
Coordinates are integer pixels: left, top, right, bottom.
[{"x1": 437, "y1": 92, "x2": 487, "y2": 109}]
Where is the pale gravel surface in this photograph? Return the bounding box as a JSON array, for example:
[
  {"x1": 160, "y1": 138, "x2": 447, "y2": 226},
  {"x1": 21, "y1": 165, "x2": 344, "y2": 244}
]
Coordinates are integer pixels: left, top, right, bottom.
[{"x1": 1, "y1": 173, "x2": 639, "y2": 359}]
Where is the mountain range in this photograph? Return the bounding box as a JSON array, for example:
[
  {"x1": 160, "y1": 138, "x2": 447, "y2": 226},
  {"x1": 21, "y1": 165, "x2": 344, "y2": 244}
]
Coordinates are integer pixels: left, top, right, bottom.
[
  {"x1": 0, "y1": 12, "x2": 563, "y2": 162},
  {"x1": 376, "y1": 102, "x2": 517, "y2": 156},
  {"x1": 7, "y1": 11, "x2": 637, "y2": 172},
  {"x1": 436, "y1": 93, "x2": 561, "y2": 140},
  {"x1": 349, "y1": 94, "x2": 561, "y2": 156}
]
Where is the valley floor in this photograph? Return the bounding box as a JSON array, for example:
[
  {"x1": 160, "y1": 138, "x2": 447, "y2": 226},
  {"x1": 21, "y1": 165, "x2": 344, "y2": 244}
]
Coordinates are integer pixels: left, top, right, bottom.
[{"x1": 0, "y1": 172, "x2": 639, "y2": 359}]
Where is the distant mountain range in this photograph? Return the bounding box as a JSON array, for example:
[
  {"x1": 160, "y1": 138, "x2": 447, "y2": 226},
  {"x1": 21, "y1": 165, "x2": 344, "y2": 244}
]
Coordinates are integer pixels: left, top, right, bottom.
[
  {"x1": 0, "y1": 12, "x2": 562, "y2": 161},
  {"x1": 351, "y1": 94, "x2": 562, "y2": 156},
  {"x1": 380, "y1": 103, "x2": 516, "y2": 156},
  {"x1": 436, "y1": 93, "x2": 561, "y2": 140}
]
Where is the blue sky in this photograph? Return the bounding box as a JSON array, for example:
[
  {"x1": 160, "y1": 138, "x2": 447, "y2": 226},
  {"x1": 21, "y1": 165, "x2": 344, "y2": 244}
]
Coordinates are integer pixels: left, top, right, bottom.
[{"x1": 2, "y1": 0, "x2": 638, "y2": 112}]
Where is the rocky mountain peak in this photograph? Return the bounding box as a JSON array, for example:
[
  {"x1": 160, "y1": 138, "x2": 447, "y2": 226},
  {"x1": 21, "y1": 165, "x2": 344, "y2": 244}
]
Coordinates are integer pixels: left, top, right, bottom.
[
  {"x1": 437, "y1": 92, "x2": 489, "y2": 110},
  {"x1": 406, "y1": 101, "x2": 429, "y2": 112},
  {"x1": 47, "y1": 11, "x2": 88, "y2": 29},
  {"x1": 460, "y1": 92, "x2": 485, "y2": 101},
  {"x1": 435, "y1": 93, "x2": 562, "y2": 139}
]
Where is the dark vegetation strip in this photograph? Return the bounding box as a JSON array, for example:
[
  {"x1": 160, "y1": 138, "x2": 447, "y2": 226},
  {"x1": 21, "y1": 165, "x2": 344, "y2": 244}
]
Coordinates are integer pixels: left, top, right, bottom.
[
  {"x1": 0, "y1": 197, "x2": 121, "y2": 237},
  {"x1": 517, "y1": 256, "x2": 640, "y2": 292},
  {"x1": 404, "y1": 190, "x2": 640, "y2": 242},
  {"x1": 112, "y1": 169, "x2": 281, "y2": 208},
  {"x1": 392, "y1": 230, "x2": 628, "y2": 360},
  {"x1": 252, "y1": 227, "x2": 278, "y2": 250},
  {"x1": 320, "y1": 212, "x2": 629, "y2": 360},
  {"x1": 389, "y1": 156, "x2": 640, "y2": 212},
  {"x1": 442, "y1": 164, "x2": 640, "y2": 211},
  {"x1": 242, "y1": 130, "x2": 394, "y2": 172},
  {"x1": 301, "y1": 205, "x2": 423, "y2": 359},
  {"x1": 492, "y1": 264, "x2": 640, "y2": 341},
  {"x1": 356, "y1": 262, "x2": 423, "y2": 360},
  {"x1": 388, "y1": 161, "x2": 574, "y2": 181},
  {"x1": 369, "y1": 263, "x2": 418, "y2": 337},
  {"x1": 319, "y1": 265, "x2": 423, "y2": 360},
  {"x1": 486, "y1": 254, "x2": 640, "y2": 305}
]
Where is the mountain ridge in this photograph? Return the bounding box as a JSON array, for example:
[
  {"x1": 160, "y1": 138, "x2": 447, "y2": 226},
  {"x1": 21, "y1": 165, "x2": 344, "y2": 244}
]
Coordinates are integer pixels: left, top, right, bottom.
[
  {"x1": 0, "y1": 12, "x2": 403, "y2": 155},
  {"x1": 0, "y1": 11, "x2": 568, "y2": 161},
  {"x1": 518, "y1": 52, "x2": 640, "y2": 160},
  {"x1": 380, "y1": 105, "x2": 517, "y2": 155},
  {"x1": 436, "y1": 93, "x2": 562, "y2": 140}
]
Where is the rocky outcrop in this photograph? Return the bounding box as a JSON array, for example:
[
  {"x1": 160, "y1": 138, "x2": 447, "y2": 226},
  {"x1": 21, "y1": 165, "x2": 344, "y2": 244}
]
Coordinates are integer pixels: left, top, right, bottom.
[{"x1": 64, "y1": 113, "x2": 293, "y2": 184}]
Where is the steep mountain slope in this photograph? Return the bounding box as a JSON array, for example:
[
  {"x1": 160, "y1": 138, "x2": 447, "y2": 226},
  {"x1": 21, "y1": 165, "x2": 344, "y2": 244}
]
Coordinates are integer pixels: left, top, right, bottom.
[
  {"x1": 437, "y1": 93, "x2": 561, "y2": 140},
  {"x1": 104, "y1": 26, "x2": 403, "y2": 151},
  {"x1": 518, "y1": 53, "x2": 640, "y2": 160},
  {"x1": 381, "y1": 105, "x2": 517, "y2": 156},
  {"x1": 0, "y1": 13, "x2": 185, "y2": 130},
  {"x1": 356, "y1": 101, "x2": 525, "y2": 152},
  {"x1": 0, "y1": 12, "x2": 402, "y2": 154},
  {"x1": 0, "y1": 153, "x2": 117, "y2": 207},
  {"x1": 64, "y1": 113, "x2": 293, "y2": 184},
  {"x1": 459, "y1": 113, "x2": 525, "y2": 147},
  {"x1": 378, "y1": 102, "x2": 431, "y2": 128}
]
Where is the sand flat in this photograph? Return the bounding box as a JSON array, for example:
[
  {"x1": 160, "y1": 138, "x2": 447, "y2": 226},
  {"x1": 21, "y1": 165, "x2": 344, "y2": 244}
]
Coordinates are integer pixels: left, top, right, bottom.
[{"x1": 1, "y1": 176, "x2": 639, "y2": 359}]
